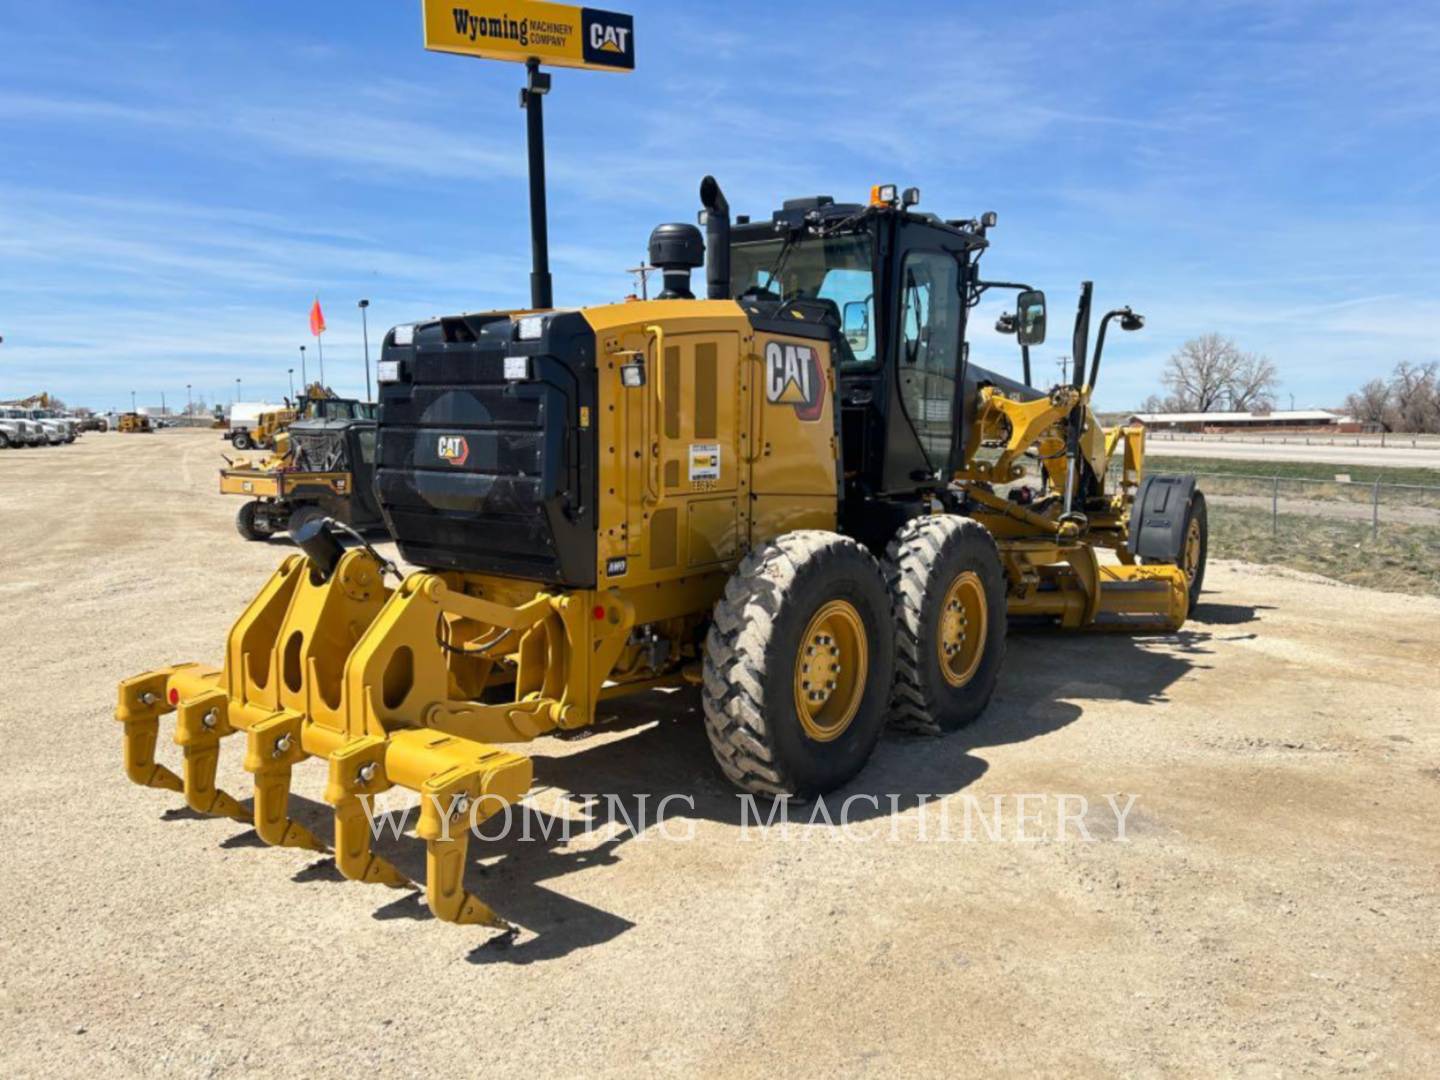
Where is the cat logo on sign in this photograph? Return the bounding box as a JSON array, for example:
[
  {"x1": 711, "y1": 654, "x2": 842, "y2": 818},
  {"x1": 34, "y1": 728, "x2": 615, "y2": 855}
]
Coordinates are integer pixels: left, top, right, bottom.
[
  {"x1": 764, "y1": 341, "x2": 825, "y2": 421},
  {"x1": 437, "y1": 434, "x2": 469, "y2": 466}
]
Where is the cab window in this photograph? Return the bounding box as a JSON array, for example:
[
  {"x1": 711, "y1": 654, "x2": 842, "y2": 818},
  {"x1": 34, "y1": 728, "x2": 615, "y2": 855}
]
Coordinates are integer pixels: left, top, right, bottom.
[
  {"x1": 897, "y1": 250, "x2": 961, "y2": 463},
  {"x1": 730, "y1": 231, "x2": 877, "y2": 368}
]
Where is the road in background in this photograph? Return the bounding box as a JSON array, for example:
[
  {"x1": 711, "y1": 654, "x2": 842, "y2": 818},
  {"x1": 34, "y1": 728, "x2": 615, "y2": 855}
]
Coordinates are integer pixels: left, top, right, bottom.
[{"x1": 1146, "y1": 438, "x2": 1440, "y2": 470}]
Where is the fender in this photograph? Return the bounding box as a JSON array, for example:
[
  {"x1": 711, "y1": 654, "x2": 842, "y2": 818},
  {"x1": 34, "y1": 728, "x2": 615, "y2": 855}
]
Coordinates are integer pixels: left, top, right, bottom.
[{"x1": 1128, "y1": 473, "x2": 1198, "y2": 563}]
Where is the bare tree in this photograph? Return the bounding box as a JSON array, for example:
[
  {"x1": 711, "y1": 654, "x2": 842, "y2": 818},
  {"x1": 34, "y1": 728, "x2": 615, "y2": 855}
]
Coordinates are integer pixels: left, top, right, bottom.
[
  {"x1": 1139, "y1": 393, "x2": 1168, "y2": 413},
  {"x1": 1160, "y1": 334, "x2": 1235, "y2": 412},
  {"x1": 1227, "y1": 352, "x2": 1279, "y2": 411},
  {"x1": 1148, "y1": 334, "x2": 1280, "y2": 414},
  {"x1": 1344, "y1": 378, "x2": 1394, "y2": 432},
  {"x1": 1390, "y1": 361, "x2": 1439, "y2": 433}
]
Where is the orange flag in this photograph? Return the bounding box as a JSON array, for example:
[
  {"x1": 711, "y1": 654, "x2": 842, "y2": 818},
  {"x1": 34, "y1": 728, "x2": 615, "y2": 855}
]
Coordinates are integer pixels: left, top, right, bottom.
[{"x1": 309, "y1": 298, "x2": 326, "y2": 336}]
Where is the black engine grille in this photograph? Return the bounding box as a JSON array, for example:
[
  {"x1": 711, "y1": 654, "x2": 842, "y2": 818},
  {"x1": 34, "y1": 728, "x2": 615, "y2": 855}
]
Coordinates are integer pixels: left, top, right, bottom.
[{"x1": 375, "y1": 312, "x2": 597, "y2": 585}]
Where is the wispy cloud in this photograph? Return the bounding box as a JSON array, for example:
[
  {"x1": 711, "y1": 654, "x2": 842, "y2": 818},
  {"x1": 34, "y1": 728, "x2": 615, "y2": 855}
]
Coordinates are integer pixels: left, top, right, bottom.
[{"x1": 0, "y1": 0, "x2": 1437, "y2": 409}]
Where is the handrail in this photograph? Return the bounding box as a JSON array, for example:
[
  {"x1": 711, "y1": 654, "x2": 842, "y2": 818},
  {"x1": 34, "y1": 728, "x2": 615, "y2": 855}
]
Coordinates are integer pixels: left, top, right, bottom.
[{"x1": 644, "y1": 324, "x2": 665, "y2": 505}]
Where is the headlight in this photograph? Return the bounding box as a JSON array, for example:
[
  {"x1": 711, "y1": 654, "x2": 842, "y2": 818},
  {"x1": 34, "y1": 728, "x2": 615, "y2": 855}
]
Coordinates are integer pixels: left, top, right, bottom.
[
  {"x1": 391, "y1": 323, "x2": 415, "y2": 346},
  {"x1": 515, "y1": 315, "x2": 546, "y2": 341},
  {"x1": 377, "y1": 359, "x2": 401, "y2": 383},
  {"x1": 504, "y1": 356, "x2": 529, "y2": 381}
]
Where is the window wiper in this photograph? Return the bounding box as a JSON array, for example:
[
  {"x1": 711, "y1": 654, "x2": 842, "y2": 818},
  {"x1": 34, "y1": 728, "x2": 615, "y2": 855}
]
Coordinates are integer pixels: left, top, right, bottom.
[{"x1": 757, "y1": 228, "x2": 800, "y2": 299}]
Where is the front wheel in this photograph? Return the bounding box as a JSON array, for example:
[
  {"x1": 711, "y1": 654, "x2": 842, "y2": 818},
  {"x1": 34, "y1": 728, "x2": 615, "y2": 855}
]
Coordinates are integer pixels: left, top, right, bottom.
[
  {"x1": 231, "y1": 431, "x2": 253, "y2": 451},
  {"x1": 885, "y1": 515, "x2": 1007, "y2": 735},
  {"x1": 702, "y1": 530, "x2": 895, "y2": 798},
  {"x1": 1178, "y1": 491, "x2": 1208, "y2": 611}
]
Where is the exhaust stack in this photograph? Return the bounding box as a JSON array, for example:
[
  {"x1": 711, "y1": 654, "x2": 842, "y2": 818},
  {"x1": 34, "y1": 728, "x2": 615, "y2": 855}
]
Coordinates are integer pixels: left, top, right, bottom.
[{"x1": 699, "y1": 175, "x2": 731, "y2": 300}]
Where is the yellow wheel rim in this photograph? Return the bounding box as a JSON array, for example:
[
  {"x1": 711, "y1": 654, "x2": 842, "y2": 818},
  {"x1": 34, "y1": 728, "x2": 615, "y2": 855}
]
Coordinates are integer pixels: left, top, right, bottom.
[
  {"x1": 1183, "y1": 516, "x2": 1202, "y2": 585},
  {"x1": 793, "y1": 600, "x2": 868, "y2": 742},
  {"x1": 937, "y1": 571, "x2": 988, "y2": 688}
]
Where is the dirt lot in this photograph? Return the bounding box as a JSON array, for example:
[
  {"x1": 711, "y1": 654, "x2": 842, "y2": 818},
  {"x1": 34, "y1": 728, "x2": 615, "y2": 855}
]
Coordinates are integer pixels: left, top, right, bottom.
[{"x1": 2, "y1": 429, "x2": 1437, "y2": 1076}]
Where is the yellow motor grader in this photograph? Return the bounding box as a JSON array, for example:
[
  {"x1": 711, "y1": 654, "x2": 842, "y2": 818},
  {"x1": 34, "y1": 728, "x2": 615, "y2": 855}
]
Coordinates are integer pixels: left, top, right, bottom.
[{"x1": 116, "y1": 179, "x2": 1205, "y2": 927}]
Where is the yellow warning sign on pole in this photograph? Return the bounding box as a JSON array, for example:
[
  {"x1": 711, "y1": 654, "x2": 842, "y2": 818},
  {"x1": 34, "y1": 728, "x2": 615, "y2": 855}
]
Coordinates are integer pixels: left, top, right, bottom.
[{"x1": 421, "y1": 0, "x2": 634, "y2": 72}]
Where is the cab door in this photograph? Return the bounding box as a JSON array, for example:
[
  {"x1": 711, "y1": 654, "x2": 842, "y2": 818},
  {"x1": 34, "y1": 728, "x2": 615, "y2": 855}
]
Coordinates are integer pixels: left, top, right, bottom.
[{"x1": 892, "y1": 246, "x2": 964, "y2": 476}]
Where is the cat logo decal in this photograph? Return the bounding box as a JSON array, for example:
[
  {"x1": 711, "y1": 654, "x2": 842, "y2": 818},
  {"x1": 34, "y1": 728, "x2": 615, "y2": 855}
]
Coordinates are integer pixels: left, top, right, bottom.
[
  {"x1": 764, "y1": 342, "x2": 825, "y2": 421},
  {"x1": 437, "y1": 434, "x2": 469, "y2": 466}
]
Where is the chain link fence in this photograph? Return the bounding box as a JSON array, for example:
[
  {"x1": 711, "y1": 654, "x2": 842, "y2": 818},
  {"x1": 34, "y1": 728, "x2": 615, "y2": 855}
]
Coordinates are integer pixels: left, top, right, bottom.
[{"x1": 1108, "y1": 466, "x2": 1440, "y2": 595}]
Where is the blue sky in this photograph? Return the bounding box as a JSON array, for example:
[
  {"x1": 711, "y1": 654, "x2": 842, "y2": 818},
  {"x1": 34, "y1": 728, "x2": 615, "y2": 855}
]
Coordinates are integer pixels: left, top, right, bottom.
[{"x1": 1, "y1": 0, "x2": 1437, "y2": 411}]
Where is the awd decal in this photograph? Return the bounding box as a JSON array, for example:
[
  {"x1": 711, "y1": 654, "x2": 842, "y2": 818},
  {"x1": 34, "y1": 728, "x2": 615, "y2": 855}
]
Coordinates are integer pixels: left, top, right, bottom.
[
  {"x1": 764, "y1": 342, "x2": 825, "y2": 421},
  {"x1": 606, "y1": 556, "x2": 628, "y2": 577},
  {"x1": 437, "y1": 434, "x2": 469, "y2": 466}
]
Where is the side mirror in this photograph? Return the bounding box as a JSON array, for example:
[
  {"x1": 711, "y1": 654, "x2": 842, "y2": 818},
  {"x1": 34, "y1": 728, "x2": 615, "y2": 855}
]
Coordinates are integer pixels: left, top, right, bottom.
[
  {"x1": 842, "y1": 300, "x2": 870, "y2": 352},
  {"x1": 1016, "y1": 289, "x2": 1046, "y2": 346}
]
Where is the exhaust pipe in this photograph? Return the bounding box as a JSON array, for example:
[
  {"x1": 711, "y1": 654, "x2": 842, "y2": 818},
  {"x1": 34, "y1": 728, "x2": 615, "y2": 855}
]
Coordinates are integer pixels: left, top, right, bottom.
[{"x1": 699, "y1": 175, "x2": 731, "y2": 300}]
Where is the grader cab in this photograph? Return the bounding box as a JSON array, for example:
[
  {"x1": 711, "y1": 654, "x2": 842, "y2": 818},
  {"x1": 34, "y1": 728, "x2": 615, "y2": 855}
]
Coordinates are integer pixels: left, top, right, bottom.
[{"x1": 116, "y1": 178, "x2": 1205, "y2": 927}]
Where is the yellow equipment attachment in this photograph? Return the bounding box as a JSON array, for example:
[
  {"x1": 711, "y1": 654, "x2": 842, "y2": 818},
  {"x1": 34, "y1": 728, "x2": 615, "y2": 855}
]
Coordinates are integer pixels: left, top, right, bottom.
[
  {"x1": 116, "y1": 550, "x2": 548, "y2": 926},
  {"x1": 955, "y1": 384, "x2": 1193, "y2": 631}
]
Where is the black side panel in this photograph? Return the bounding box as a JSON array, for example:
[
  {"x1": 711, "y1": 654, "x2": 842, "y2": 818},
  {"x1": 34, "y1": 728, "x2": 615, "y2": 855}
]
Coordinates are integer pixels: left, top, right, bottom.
[
  {"x1": 1128, "y1": 473, "x2": 1197, "y2": 561},
  {"x1": 376, "y1": 313, "x2": 597, "y2": 586}
]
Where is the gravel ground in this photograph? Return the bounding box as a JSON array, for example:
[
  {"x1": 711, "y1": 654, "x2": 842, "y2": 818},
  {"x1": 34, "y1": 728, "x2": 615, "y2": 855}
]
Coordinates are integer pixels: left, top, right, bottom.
[{"x1": 1, "y1": 430, "x2": 1437, "y2": 1076}]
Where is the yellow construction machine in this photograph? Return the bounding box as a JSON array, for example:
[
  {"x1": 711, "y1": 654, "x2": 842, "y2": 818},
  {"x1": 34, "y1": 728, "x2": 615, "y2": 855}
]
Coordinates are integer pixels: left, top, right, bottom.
[
  {"x1": 116, "y1": 179, "x2": 1205, "y2": 927},
  {"x1": 222, "y1": 398, "x2": 384, "y2": 541},
  {"x1": 118, "y1": 412, "x2": 154, "y2": 434}
]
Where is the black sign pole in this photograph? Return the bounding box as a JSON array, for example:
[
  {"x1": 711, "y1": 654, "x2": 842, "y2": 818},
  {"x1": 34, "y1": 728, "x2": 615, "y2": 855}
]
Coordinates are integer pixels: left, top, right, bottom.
[{"x1": 520, "y1": 58, "x2": 554, "y2": 310}]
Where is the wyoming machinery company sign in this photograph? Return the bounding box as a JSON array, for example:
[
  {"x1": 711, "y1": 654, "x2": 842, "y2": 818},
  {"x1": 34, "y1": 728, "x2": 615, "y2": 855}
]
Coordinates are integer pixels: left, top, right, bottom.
[{"x1": 422, "y1": 0, "x2": 635, "y2": 71}]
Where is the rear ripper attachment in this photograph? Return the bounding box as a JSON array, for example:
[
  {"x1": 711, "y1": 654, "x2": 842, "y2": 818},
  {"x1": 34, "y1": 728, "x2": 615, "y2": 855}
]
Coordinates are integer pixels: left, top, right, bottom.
[{"x1": 113, "y1": 537, "x2": 637, "y2": 927}]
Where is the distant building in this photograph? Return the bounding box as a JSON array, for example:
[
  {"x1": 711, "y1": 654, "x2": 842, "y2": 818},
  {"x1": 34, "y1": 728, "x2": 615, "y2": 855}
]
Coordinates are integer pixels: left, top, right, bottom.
[{"x1": 1126, "y1": 409, "x2": 1359, "y2": 434}]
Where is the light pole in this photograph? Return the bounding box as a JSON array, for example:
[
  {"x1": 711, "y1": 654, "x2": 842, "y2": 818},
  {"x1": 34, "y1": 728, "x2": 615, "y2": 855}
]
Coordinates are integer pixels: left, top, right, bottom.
[
  {"x1": 288, "y1": 368, "x2": 295, "y2": 401},
  {"x1": 161, "y1": 391, "x2": 167, "y2": 417},
  {"x1": 186, "y1": 384, "x2": 192, "y2": 415},
  {"x1": 235, "y1": 377, "x2": 241, "y2": 403},
  {"x1": 299, "y1": 345, "x2": 307, "y2": 390},
  {"x1": 130, "y1": 390, "x2": 136, "y2": 412},
  {"x1": 358, "y1": 299, "x2": 372, "y2": 401}
]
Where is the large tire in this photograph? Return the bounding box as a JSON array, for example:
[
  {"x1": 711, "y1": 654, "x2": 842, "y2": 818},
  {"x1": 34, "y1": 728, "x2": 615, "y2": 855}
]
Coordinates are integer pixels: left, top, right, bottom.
[
  {"x1": 1179, "y1": 491, "x2": 1208, "y2": 612},
  {"x1": 0, "y1": 432, "x2": 10, "y2": 449},
  {"x1": 702, "y1": 531, "x2": 895, "y2": 798},
  {"x1": 885, "y1": 515, "x2": 1007, "y2": 735},
  {"x1": 231, "y1": 431, "x2": 253, "y2": 451},
  {"x1": 235, "y1": 500, "x2": 271, "y2": 541},
  {"x1": 1140, "y1": 488, "x2": 1208, "y2": 615}
]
